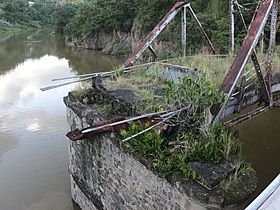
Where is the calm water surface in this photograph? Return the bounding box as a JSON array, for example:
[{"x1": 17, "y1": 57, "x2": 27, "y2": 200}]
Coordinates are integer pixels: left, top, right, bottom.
[
  {"x1": 236, "y1": 108, "x2": 280, "y2": 207},
  {"x1": 0, "y1": 30, "x2": 122, "y2": 210}
]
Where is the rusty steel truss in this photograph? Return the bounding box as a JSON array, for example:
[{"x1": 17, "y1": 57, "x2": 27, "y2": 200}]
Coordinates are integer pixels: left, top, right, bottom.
[
  {"x1": 123, "y1": 0, "x2": 215, "y2": 67},
  {"x1": 123, "y1": 0, "x2": 280, "y2": 124},
  {"x1": 214, "y1": 0, "x2": 279, "y2": 122}
]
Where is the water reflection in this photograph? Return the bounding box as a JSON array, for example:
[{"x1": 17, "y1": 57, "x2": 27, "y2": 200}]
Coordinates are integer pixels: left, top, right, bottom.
[
  {"x1": 0, "y1": 132, "x2": 19, "y2": 159},
  {"x1": 0, "y1": 30, "x2": 122, "y2": 76},
  {"x1": 0, "y1": 56, "x2": 71, "y2": 107},
  {"x1": 0, "y1": 30, "x2": 122, "y2": 210},
  {"x1": 236, "y1": 108, "x2": 280, "y2": 207}
]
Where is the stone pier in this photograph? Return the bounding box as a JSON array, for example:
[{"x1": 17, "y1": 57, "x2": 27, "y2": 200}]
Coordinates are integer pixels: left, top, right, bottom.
[{"x1": 64, "y1": 92, "x2": 256, "y2": 210}]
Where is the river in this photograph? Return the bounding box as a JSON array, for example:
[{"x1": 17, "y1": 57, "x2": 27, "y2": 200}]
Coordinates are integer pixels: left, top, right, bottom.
[
  {"x1": 0, "y1": 30, "x2": 122, "y2": 210},
  {"x1": 236, "y1": 108, "x2": 280, "y2": 208},
  {"x1": 0, "y1": 30, "x2": 279, "y2": 210}
]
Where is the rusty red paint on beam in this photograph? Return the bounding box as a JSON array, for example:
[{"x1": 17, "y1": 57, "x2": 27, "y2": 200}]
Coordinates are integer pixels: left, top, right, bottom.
[
  {"x1": 123, "y1": 1, "x2": 194, "y2": 67},
  {"x1": 220, "y1": 0, "x2": 274, "y2": 94},
  {"x1": 235, "y1": 0, "x2": 271, "y2": 104},
  {"x1": 66, "y1": 117, "x2": 162, "y2": 141}
]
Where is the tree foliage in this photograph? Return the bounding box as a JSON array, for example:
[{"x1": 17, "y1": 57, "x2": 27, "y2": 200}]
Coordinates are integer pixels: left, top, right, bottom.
[
  {"x1": 0, "y1": 0, "x2": 277, "y2": 53},
  {"x1": 0, "y1": 0, "x2": 79, "y2": 30},
  {"x1": 65, "y1": 0, "x2": 138, "y2": 36},
  {"x1": 62, "y1": 0, "x2": 267, "y2": 53}
]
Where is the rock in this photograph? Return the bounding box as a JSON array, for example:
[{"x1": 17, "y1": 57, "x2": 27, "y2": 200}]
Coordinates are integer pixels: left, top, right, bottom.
[
  {"x1": 223, "y1": 168, "x2": 258, "y2": 205},
  {"x1": 188, "y1": 160, "x2": 241, "y2": 189}
]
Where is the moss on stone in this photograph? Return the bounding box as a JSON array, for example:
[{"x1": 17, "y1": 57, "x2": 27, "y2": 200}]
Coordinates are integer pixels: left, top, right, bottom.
[{"x1": 222, "y1": 164, "x2": 257, "y2": 205}]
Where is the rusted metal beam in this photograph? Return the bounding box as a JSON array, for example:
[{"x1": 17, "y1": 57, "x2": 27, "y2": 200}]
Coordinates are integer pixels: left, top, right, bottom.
[
  {"x1": 224, "y1": 105, "x2": 270, "y2": 127},
  {"x1": 181, "y1": 5, "x2": 187, "y2": 56},
  {"x1": 220, "y1": 0, "x2": 273, "y2": 93},
  {"x1": 230, "y1": 0, "x2": 235, "y2": 52},
  {"x1": 66, "y1": 110, "x2": 178, "y2": 141},
  {"x1": 235, "y1": 0, "x2": 271, "y2": 104},
  {"x1": 67, "y1": 117, "x2": 162, "y2": 141},
  {"x1": 226, "y1": 98, "x2": 280, "y2": 126},
  {"x1": 218, "y1": 80, "x2": 280, "y2": 119},
  {"x1": 123, "y1": 1, "x2": 195, "y2": 67},
  {"x1": 187, "y1": 5, "x2": 216, "y2": 54},
  {"x1": 251, "y1": 53, "x2": 271, "y2": 104},
  {"x1": 214, "y1": 0, "x2": 274, "y2": 121}
]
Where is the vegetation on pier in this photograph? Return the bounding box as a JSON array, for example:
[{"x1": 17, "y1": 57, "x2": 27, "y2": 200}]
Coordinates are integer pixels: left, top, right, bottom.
[
  {"x1": 112, "y1": 70, "x2": 236, "y2": 176},
  {"x1": 69, "y1": 58, "x2": 258, "y2": 206},
  {"x1": 100, "y1": 68, "x2": 255, "y2": 205}
]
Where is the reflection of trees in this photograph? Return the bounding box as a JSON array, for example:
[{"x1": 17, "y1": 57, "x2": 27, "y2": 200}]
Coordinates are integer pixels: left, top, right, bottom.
[
  {"x1": 0, "y1": 30, "x2": 123, "y2": 75},
  {"x1": 59, "y1": 48, "x2": 123, "y2": 75},
  {"x1": 0, "y1": 30, "x2": 57, "y2": 74}
]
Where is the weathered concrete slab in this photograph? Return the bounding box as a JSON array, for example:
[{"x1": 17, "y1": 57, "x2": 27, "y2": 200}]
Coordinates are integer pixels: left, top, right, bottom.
[
  {"x1": 188, "y1": 160, "x2": 240, "y2": 189},
  {"x1": 259, "y1": 186, "x2": 280, "y2": 210}
]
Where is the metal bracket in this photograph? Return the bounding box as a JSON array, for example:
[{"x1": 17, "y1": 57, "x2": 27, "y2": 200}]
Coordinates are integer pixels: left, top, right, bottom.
[
  {"x1": 187, "y1": 5, "x2": 216, "y2": 54},
  {"x1": 148, "y1": 46, "x2": 157, "y2": 61}
]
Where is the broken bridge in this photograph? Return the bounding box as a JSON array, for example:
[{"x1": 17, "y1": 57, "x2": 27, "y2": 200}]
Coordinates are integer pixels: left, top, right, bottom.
[{"x1": 122, "y1": 0, "x2": 280, "y2": 126}]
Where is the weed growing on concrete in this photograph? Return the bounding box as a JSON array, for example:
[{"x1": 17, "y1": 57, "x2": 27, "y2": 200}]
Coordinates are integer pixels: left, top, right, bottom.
[
  {"x1": 71, "y1": 81, "x2": 92, "y2": 101},
  {"x1": 120, "y1": 122, "x2": 198, "y2": 180},
  {"x1": 117, "y1": 70, "x2": 243, "y2": 181},
  {"x1": 104, "y1": 66, "x2": 169, "y2": 113},
  {"x1": 187, "y1": 123, "x2": 240, "y2": 163},
  {"x1": 165, "y1": 55, "x2": 234, "y2": 87},
  {"x1": 120, "y1": 123, "x2": 165, "y2": 159},
  {"x1": 120, "y1": 122, "x2": 240, "y2": 181},
  {"x1": 164, "y1": 72, "x2": 225, "y2": 127}
]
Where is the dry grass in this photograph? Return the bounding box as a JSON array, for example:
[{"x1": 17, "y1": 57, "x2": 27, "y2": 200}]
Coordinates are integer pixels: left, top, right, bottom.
[
  {"x1": 72, "y1": 81, "x2": 92, "y2": 100},
  {"x1": 103, "y1": 67, "x2": 169, "y2": 113},
  {"x1": 162, "y1": 53, "x2": 280, "y2": 88},
  {"x1": 103, "y1": 67, "x2": 164, "y2": 90},
  {"x1": 97, "y1": 53, "x2": 280, "y2": 113},
  {"x1": 163, "y1": 54, "x2": 238, "y2": 88}
]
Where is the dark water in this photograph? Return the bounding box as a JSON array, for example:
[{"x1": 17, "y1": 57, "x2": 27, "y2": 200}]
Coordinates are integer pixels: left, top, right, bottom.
[
  {"x1": 236, "y1": 108, "x2": 280, "y2": 207},
  {"x1": 0, "y1": 30, "x2": 122, "y2": 210}
]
